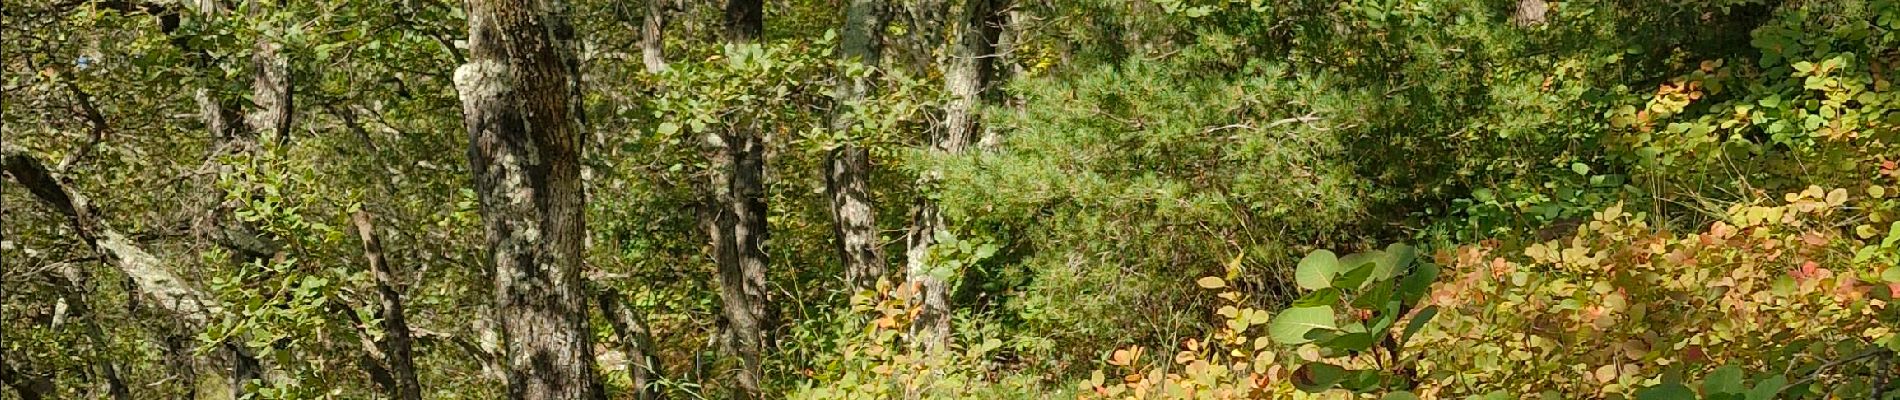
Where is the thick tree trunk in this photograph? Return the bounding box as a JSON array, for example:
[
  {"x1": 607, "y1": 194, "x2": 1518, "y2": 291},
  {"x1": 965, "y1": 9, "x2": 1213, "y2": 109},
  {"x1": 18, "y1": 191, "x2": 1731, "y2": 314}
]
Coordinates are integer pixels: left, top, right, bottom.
[
  {"x1": 703, "y1": 1, "x2": 771, "y2": 398},
  {"x1": 904, "y1": 0, "x2": 1007, "y2": 352},
  {"x1": 350, "y1": 212, "x2": 423, "y2": 400},
  {"x1": 829, "y1": 0, "x2": 890, "y2": 294},
  {"x1": 453, "y1": 0, "x2": 602, "y2": 398},
  {"x1": 899, "y1": 0, "x2": 951, "y2": 77},
  {"x1": 596, "y1": 289, "x2": 666, "y2": 400}
]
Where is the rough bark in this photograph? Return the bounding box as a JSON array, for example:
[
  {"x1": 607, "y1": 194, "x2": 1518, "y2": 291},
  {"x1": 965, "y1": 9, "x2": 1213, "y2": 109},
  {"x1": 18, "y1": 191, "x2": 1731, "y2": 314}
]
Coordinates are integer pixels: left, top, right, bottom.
[
  {"x1": 641, "y1": 0, "x2": 669, "y2": 73},
  {"x1": 2, "y1": 148, "x2": 223, "y2": 328},
  {"x1": 351, "y1": 211, "x2": 423, "y2": 400},
  {"x1": 703, "y1": 1, "x2": 770, "y2": 397},
  {"x1": 453, "y1": 0, "x2": 602, "y2": 398},
  {"x1": 829, "y1": 0, "x2": 890, "y2": 293},
  {"x1": 1514, "y1": 0, "x2": 1549, "y2": 26},
  {"x1": 3, "y1": 147, "x2": 246, "y2": 396},
  {"x1": 899, "y1": 0, "x2": 951, "y2": 76},
  {"x1": 596, "y1": 289, "x2": 665, "y2": 400},
  {"x1": 904, "y1": 0, "x2": 1007, "y2": 352}
]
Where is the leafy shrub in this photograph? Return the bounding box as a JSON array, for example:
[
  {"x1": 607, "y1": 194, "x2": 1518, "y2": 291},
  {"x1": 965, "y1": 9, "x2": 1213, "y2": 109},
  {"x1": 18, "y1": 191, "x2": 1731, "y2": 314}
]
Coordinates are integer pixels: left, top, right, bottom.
[{"x1": 1409, "y1": 194, "x2": 1897, "y2": 398}]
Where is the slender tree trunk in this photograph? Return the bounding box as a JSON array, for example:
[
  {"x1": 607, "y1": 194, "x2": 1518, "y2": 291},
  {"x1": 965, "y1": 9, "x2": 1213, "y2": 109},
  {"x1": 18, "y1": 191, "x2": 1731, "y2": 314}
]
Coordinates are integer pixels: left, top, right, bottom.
[
  {"x1": 453, "y1": 0, "x2": 602, "y2": 398},
  {"x1": 50, "y1": 265, "x2": 135, "y2": 400},
  {"x1": 830, "y1": 0, "x2": 890, "y2": 294},
  {"x1": 596, "y1": 289, "x2": 666, "y2": 400},
  {"x1": 904, "y1": 0, "x2": 1007, "y2": 352},
  {"x1": 2, "y1": 148, "x2": 229, "y2": 397},
  {"x1": 642, "y1": 0, "x2": 669, "y2": 73},
  {"x1": 701, "y1": 1, "x2": 770, "y2": 398},
  {"x1": 351, "y1": 212, "x2": 423, "y2": 400},
  {"x1": 246, "y1": 0, "x2": 293, "y2": 145}
]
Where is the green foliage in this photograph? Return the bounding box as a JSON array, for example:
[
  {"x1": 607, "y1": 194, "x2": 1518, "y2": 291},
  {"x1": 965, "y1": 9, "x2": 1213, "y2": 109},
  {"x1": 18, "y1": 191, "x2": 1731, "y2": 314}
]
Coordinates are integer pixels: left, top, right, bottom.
[{"x1": 5, "y1": 0, "x2": 1899, "y2": 398}]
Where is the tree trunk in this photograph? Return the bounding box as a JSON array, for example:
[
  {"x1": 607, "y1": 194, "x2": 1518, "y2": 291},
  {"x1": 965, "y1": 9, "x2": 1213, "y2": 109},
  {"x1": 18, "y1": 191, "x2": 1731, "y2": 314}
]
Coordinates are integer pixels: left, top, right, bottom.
[
  {"x1": 50, "y1": 265, "x2": 136, "y2": 400},
  {"x1": 2, "y1": 148, "x2": 234, "y2": 397},
  {"x1": 899, "y1": 0, "x2": 951, "y2": 77},
  {"x1": 596, "y1": 289, "x2": 666, "y2": 400},
  {"x1": 829, "y1": 0, "x2": 890, "y2": 294},
  {"x1": 704, "y1": 1, "x2": 770, "y2": 398},
  {"x1": 452, "y1": 0, "x2": 602, "y2": 398},
  {"x1": 350, "y1": 212, "x2": 423, "y2": 400},
  {"x1": 904, "y1": 0, "x2": 1007, "y2": 352},
  {"x1": 641, "y1": 0, "x2": 669, "y2": 73}
]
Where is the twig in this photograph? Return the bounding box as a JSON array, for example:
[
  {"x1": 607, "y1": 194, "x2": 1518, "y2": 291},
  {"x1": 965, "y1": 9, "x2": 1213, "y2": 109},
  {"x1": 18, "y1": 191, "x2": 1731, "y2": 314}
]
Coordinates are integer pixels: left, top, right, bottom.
[{"x1": 1779, "y1": 348, "x2": 1889, "y2": 393}]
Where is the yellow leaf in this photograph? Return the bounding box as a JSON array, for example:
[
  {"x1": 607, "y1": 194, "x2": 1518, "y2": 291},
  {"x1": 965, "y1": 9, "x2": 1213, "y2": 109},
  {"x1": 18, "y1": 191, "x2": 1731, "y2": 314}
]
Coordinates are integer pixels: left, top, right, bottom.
[
  {"x1": 1197, "y1": 276, "x2": 1227, "y2": 289},
  {"x1": 1826, "y1": 188, "x2": 1848, "y2": 206},
  {"x1": 1871, "y1": 185, "x2": 1888, "y2": 199}
]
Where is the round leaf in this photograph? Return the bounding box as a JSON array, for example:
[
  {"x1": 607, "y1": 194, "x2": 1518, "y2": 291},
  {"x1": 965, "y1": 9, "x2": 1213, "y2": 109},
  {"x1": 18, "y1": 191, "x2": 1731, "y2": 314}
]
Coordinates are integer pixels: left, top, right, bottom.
[
  {"x1": 1270, "y1": 306, "x2": 1337, "y2": 345},
  {"x1": 1297, "y1": 250, "x2": 1341, "y2": 290}
]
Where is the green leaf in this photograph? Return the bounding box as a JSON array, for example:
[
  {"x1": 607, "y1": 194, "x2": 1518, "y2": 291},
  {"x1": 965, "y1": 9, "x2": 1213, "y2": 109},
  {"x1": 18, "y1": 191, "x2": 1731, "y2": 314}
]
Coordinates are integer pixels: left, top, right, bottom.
[
  {"x1": 1883, "y1": 266, "x2": 1900, "y2": 283},
  {"x1": 1297, "y1": 250, "x2": 1341, "y2": 290},
  {"x1": 1293, "y1": 288, "x2": 1342, "y2": 307},
  {"x1": 1636, "y1": 382, "x2": 1696, "y2": 400},
  {"x1": 1702, "y1": 365, "x2": 1746, "y2": 395},
  {"x1": 1382, "y1": 244, "x2": 1417, "y2": 278},
  {"x1": 1745, "y1": 375, "x2": 1786, "y2": 400},
  {"x1": 1291, "y1": 362, "x2": 1347, "y2": 393},
  {"x1": 1353, "y1": 282, "x2": 1395, "y2": 310},
  {"x1": 1321, "y1": 332, "x2": 1377, "y2": 353},
  {"x1": 1270, "y1": 306, "x2": 1337, "y2": 345},
  {"x1": 1400, "y1": 305, "x2": 1438, "y2": 346},
  {"x1": 1396, "y1": 262, "x2": 1439, "y2": 306},
  {"x1": 1383, "y1": 392, "x2": 1421, "y2": 400},
  {"x1": 1340, "y1": 369, "x2": 1382, "y2": 392},
  {"x1": 1333, "y1": 259, "x2": 1379, "y2": 291},
  {"x1": 656, "y1": 122, "x2": 680, "y2": 135}
]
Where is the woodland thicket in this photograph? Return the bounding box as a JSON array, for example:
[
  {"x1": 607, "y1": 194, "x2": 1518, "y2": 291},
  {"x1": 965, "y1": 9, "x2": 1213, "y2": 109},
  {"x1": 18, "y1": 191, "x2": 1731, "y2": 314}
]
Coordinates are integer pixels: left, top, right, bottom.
[{"x1": 2, "y1": 0, "x2": 1897, "y2": 399}]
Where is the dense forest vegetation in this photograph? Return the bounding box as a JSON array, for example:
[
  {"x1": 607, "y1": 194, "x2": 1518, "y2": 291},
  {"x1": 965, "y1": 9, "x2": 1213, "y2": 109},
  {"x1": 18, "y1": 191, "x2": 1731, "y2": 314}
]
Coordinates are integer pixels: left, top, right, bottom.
[{"x1": 2, "y1": 0, "x2": 1898, "y2": 398}]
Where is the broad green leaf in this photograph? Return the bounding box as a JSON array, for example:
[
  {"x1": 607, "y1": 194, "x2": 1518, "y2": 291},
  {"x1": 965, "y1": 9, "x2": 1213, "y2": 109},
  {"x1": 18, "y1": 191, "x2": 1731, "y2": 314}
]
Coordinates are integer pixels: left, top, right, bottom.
[
  {"x1": 1321, "y1": 332, "x2": 1377, "y2": 353},
  {"x1": 1353, "y1": 283, "x2": 1395, "y2": 310},
  {"x1": 1340, "y1": 369, "x2": 1382, "y2": 392},
  {"x1": 1297, "y1": 250, "x2": 1341, "y2": 290},
  {"x1": 1382, "y1": 243, "x2": 1417, "y2": 279},
  {"x1": 1745, "y1": 375, "x2": 1786, "y2": 400},
  {"x1": 1333, "y1": 260, "x2": 1378, "y2": 291},
  {"x1": 1397, "y1": 262, "x2": 1439, "y2": 305},
  {"x1": 1270, "y1": 306, "x2": 1336, "y2": 345},
  {"x1": 1400, "y1": 305, "x2": 1439, "y2": 346},
  {"x1": 1291, "y1": 362, "x2": 1347, "y2": 393},
  {"x1": 1636, "y1": 382, "x2": 1696, "y2": 400},
  {"x1": 1293, "y1": 288, "x2": 1342, "y2": 307},
  {"x1": 1883, "y1": 266, "x2": 1900, "y2": 283},
  {"x1": 1702, "y1": 365, "x2": 1745, "y2": 395},
  {"x1": 1383, "y1": 392, "x2": 1420, "y2": 400}
]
